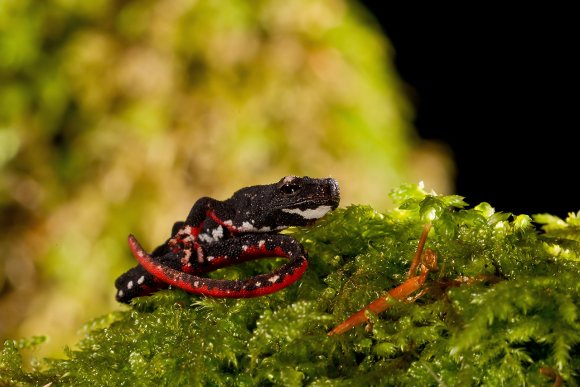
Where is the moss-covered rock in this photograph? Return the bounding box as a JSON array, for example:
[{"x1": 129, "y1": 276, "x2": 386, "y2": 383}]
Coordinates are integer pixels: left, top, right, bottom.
[{"x1": 2, "y1": 185, "x2": 578, "y2": 385}]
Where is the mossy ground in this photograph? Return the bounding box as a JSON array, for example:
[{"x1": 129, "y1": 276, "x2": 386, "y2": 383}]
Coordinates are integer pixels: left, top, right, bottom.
[{"x1": 1, "y1": 184, "x2": 578, "y2": 385}]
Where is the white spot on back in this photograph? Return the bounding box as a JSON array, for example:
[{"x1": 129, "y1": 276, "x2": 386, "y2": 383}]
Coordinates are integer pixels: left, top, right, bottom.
[
  {"x1": 212, "y1": 225, "x2": 223, "y2": 241},
  {"x1": 118, "y1": 290, "x2": 124, "y2": 297},
  {"x1": 198, "y1": 233, "x2": 212, "y2": 243},
  {"x1": 268, "y1": 275, "x2": 280, "y2": 283},
  {"x1": 282, "y1": 205, "x2": 332, "y2": 220},
  {"x1": 194, "y1": 281, "x2": 199, "y2": 287},
  {"x1": 236, "y1": 222, "x2": 271, "y2": 233},
  {"x1": 238, "y1": 221, "x2": 257, "y2": 232},
  {"x1": 137, "y1": 276, "x2": 145, "y2": 285},
  {"x1": 127, "y1": 281, "x2": 134, "y2": 289}
]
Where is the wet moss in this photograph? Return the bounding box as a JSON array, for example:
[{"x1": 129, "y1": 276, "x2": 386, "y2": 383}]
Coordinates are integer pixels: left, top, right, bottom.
[{"x1": 2, "y1": 184, "x2": 578, "y2": 385}]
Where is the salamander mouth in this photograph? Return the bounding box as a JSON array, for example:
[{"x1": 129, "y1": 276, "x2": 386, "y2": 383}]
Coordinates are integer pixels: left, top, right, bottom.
[{"x1": 279, "y1": 199, "x2": 338, "y2": 211}]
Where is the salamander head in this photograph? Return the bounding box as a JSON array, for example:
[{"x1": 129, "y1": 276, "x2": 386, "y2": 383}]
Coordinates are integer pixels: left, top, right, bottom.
[{"x1": 228, "y1": 176, "x2": 340, "y2": 232}]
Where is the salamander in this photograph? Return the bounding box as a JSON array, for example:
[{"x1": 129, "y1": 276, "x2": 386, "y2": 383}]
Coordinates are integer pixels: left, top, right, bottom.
[{"x1": 115, "y1": 176, "x2": 340, "y2": 303}]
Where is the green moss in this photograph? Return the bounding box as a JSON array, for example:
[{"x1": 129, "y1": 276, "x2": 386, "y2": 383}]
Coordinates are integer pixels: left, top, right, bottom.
[{"x1": 2, "y1": 184, "x2": 578, "y2": 385}]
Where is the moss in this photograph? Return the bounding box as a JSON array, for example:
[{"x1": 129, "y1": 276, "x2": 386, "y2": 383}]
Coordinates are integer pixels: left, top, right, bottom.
[{"x1": 2, "y1": 184, "x2": 578, "y2": 385}]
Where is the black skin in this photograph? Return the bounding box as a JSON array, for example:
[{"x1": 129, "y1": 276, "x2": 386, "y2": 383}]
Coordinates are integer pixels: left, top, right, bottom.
[{"x1": 115, "y1": 176, "x2": 340, "y2": 303}]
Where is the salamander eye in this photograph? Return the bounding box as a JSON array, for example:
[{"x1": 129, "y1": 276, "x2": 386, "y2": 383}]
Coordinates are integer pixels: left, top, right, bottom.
[{"x1": 280, "y1": 182, "x2": 301, "y2": 195}]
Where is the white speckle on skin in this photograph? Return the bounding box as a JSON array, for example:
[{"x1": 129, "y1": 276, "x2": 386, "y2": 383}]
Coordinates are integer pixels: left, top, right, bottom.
[
  {"x1": 259, "y1": 240, "x2": 265, "y2": 248},
  {"x1": 198, "y1": 233, "x2": 212, "y2": 243},
  {"x1": 242, "y1": 245, "x2": 248, "y2": 251},
  {"x1": 268, "y1": 275, "x2": 280, "y2": 283},
  {"x1": 184, "y1": 227, "x2": 193, "y2": 236},
  {"x1": 239, "y1": 221, "x2": 256, "y2": 232},
  {"x1": 132, "y1": 246, "x2": 145, "y2": 259},
  {"x1": 127, "y1": 281, "x2": 134, "y2": 289},
  {"x1": 236, "y1": 221, "x2": 271, "y2": 233},
  {"x1": 212, "y1": 226, "x2": 223, "y2": 241},
  {"x1": 194, "y1": 281, "x2": 199, "y2": 287},
  {"x1": 118, "y1": 290, "x2": 124, "y2": 297},
  {"x1": 223, "y1": 220, "x2": 233, "y2": 226},
  {"x1": 282, "y1": 205, "x2": 332, "y2": 220},
  {"x1": 207, "y1": 256, "x2": 214, "y2": 261},
  {"x1": 181, "y1": 249, "x2": 192, "y2": 265},
  {"x1": 197, "y1": 246, "x2": 204, "y2": 263},
  {"x1": 255, "y1": 282, "x2": 261, "y2": 287},
  {"x1": 137, "y1": 276, "x2": 145, "y2": 285}
]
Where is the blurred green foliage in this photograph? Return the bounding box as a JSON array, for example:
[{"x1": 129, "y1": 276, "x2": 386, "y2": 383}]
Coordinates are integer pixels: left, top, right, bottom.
[
  {"x1": 1, "y1": 185, "x2": 578, "y2": 385},
  {"x1": 0, "y1": 0, "x2": 450, "y2": 358}
]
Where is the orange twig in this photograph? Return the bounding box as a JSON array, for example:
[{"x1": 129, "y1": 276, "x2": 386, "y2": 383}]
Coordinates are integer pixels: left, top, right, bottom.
[
  {"x1": 328, "y1": 245, "x2": 438, "y2": 336},
  {"x1": 407, "y1": 223, "x2": 431, "y2": 279},
  {"x1": 328, "y1": 265, "x2": 431, "y2": 336},
  {"x1": 328, "y1": 224, "x2": 436, "y2": 336}
]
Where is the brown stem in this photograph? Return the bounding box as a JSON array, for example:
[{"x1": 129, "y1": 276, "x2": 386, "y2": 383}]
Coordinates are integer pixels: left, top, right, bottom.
[
  {"x1": 327, "y1": 269, "x2": 430, "y2": 336},
  {"x1": 407, "y1": 223, "x2": 432, "y2": 279},
  {"x1": 540, "y1": 367, "x2": 563, "y2": 387},
  {"x1": 328, "y1": 223, "x2": 435, "y2": 336}
]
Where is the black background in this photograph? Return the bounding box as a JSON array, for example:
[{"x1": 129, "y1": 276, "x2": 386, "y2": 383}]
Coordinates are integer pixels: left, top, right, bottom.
[{"x1": 360, "y1": 5, "x2": 577, "y2": 218}]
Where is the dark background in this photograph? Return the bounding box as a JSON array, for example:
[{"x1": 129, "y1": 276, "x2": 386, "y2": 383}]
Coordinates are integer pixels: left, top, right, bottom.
[{"x1": 361, "y1": 6, "x2": 577, "y2": 218}]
